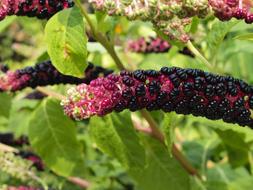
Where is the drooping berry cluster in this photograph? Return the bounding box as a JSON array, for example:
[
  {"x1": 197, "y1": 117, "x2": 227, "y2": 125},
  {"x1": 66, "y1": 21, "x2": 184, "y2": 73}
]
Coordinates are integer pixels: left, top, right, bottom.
[
  {"x1": 127, "y1": 37, "x2": 194, "y2": 57},
  {"x1": 18, "y1": 151, "x2": 44, "y2": 171},
  {"x1": 0, "y1": 60, "x2": 113, "y2": 92},
  {"x1": 0, "y1": 0, "x2": 74, "y2": 21},
  {"x1": 62, "y1": 67, "x2": 253, "y2": 128},
  {"x1": 0, "y1": 133, "x2": 44, "y2": 171},
  {"x1": 209, "y1": 0, "x2": 253, "y2": 23}
]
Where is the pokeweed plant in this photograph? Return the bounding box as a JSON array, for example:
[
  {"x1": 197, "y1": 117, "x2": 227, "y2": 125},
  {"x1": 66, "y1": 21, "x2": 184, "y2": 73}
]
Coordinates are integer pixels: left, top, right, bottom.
[{"x1": 1, "y1": 0, "x2": 253, "y2": 190}]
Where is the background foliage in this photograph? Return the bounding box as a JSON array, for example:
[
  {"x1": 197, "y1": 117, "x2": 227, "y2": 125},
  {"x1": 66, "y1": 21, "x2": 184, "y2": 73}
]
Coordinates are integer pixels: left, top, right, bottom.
[{"x1": 1, "y1": 1, "x2": 253, "y2": 190}]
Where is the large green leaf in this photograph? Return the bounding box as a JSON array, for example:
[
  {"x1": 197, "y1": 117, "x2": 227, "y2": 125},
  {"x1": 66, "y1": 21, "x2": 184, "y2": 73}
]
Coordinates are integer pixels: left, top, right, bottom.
[
  {"x1": 205, "y1": 164, "x2": 253, "y2": 190},
  {"x1": 215, "y1": 129, "x2": 250, "y2": 168},
  {"x1": 9, "y1": 99, "x2": 39, "y2": 137},
  {"x1": 229, "y1": 177, "x2": 253, "y2": 190},
  {"x1": 45, "y1": 7, "x2": 88, "y2": 77},
  {"x1": 89, "y1": 111, "x2": 146, "y2": 171},
  {"x1": 207, "y1": 20, "x2": 238, "y2": 59},
  {"x1": 130, "y1": 135, "x2": 190, "y2": 190},
  {"x1": 184, "y1": 116, "x2": 253, "y2": 168},
  {"x1": 28, "y1": 99, "x2": 85, "y2": 177},
  {"x1": 0, "y1": 93, "x2": 12, "y2": 118}
]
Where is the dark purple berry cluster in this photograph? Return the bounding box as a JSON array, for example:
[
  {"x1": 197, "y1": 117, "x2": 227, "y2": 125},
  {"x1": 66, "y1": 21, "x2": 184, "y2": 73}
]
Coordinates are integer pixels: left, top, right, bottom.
[
  {"x1": 0, "y1": 0, "x2": 74, "y2": 21},
  {"x1": 0, "y1": 60, "x2": 113, "y2": 92},
  {"x1": 0, "y1": 133, "x2": 29, "y2": 146},
  {"x1": 209, "y1": 0, "x2": 253, "y2": 23},
  {"x1": 18, "y1": 151, "x2": 44, "y2": 171},
  {"x1": 233, "y1": 8, "x2": 253, "y2": 23},
  {"x1": 63, "y1": 67, "x2": 253, "y2": 128},
  {"x1": 25, "y1": 91, "x2": 47, "y2": 99}
]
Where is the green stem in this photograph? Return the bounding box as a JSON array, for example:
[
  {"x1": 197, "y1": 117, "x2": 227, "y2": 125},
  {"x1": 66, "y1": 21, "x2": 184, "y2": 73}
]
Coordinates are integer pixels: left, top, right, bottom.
[
  {"x1": 140, "y1": 110, "x2": 165, "y2": 141},
  {"x1": 140, "y1": 110, "x2": 201, "y2": 178},
  {"x1": 96, "y1": 34, "x2": 125, "y2": 70},
  {"x1": 187, "y1": 41, "x2": 213, "y2": 70},
  {"x1": 74, "y1": 0, "x2": 125, "y2": 70},
  {"x1": 74, "y1": 0, "x2": 96, "y2": 36}
]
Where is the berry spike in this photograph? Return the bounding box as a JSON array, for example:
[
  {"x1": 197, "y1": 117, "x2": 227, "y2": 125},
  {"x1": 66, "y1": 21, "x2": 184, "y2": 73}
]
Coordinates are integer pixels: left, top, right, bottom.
[
  {"x1": 0, "y1": 60, "x2": 113, "y2": 92},
  {"x1": 127, "y1": 37, "x2": 172, "y2": 53},
  {"x1": 62, "y1": 67, "x2": 253, "y2": 128},
  {"x1": 0, "y1": 0, "x2": 74, "y2": 21},
  {"x1": 126, "y1": 37, "x2": 194, "y2": 57}
]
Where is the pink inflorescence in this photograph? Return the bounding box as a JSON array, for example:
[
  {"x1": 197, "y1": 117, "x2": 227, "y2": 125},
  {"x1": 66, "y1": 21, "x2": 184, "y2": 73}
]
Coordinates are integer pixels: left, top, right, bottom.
[
  {"x1": 127, "y1": 37, "x2": 172, "y2": 53},
  {"x1": 0, "y1": 70, "x2": 31, "y2": 92},
  {"x1": 209, "y1": 0, "x2": 253, "y2": 23},
  {"x1": 0, "y1": 0, "x2": 74, "y2": 21},
  {"x1": 62, "y1": 67, "x2": 253, "y2": 128},
  {"x1": 126, "y1": 37, "x2": 194, "y2": 57}
]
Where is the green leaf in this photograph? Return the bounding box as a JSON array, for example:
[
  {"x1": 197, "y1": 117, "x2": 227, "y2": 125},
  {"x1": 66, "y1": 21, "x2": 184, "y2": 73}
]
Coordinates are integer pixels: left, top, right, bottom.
[
  {"x1": 95, "y1": 12, "x2": 118, "y2": 34},
  {"x1": 207, "y1": 20, "x2": 238, "y2": 58},
  {"x1": 0, "y1": 93, "x2": 12, "y2": 118},
  {"x1": 190, "y1": 17, "x2": 200, "y2": 33},
  {"x1": 0, "y1": 16, "x2": 16, "y2": 33},
  {"x1": 205, "y1": 164, "x2": 252, "y2": 190},
  {"x1": 9, "y1": 99, "x2": 39, "y2": 137},
  {"x1": 89, "y1": 111, "x2": 146, "y2": 171},
  {"x1": 187, "y1": 116, "x2": 253, "y2": 168},
  {"x1": 130, "y1": 135, "x2": 190, "y2": 190},
  {"x1": 45, "y1": 7, "x2": 88, "y2": 78},
  {"x1": 229, "y1": 177, "x2": 253, "y2": 190},
  {"x1": 28, "y1": 98, "x2": 85, "y2": 177},
  {"x1": 215, "y1": 129, "x2": 250, "y2": 168},
  {"x1": 234, "y1": 33, "x2": 253, "y2": 41}
]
